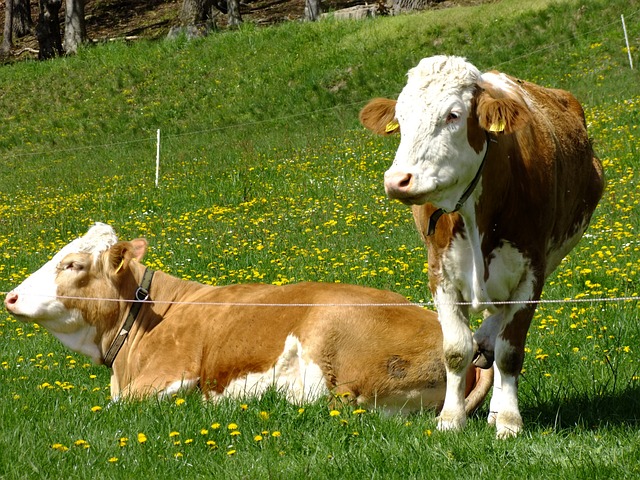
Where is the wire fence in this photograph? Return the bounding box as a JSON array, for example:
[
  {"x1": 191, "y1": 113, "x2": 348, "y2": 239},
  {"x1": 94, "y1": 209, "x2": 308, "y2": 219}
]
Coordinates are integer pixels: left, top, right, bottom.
[{"x1": 2, "y1": 291, "x2": 639, "y2": 309}]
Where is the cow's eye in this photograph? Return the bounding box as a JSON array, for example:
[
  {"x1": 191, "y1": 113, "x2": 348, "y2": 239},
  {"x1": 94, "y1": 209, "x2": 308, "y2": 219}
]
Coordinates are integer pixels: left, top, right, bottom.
[
  {"x1": 58, "y1": 260, "x2": 84, "y2": 272},
  {"x1": 446, "y1": 111, "x2": 461, "y2": 124}
]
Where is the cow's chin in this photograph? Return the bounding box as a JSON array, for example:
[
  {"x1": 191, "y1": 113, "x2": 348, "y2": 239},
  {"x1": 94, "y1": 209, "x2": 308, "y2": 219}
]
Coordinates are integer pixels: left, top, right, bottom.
[
  {"x1": 394, "y1": 194, "x2": 430, "y2": 206},
  {"x1": 385, "y1": 187, "x2": 434, "y2": 206},
  {"x1": 387, "y1": 188, "x2": 447, "y2": 207}
]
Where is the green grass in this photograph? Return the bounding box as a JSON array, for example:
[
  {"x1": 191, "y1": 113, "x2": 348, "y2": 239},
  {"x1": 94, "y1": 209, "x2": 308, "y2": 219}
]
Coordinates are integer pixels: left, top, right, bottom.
[{"x1": 1, "y1": 0, "x2": 640, "y2": 477}]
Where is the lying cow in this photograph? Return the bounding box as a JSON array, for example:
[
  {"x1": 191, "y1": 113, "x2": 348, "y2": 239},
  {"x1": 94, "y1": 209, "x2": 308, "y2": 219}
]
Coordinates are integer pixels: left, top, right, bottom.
[
  {"x1": 360, "y1": 55, "x2": 604, "y2": 436},
  {"x1": 5, "y1": 222, "x2": 491, "y2": 414}
]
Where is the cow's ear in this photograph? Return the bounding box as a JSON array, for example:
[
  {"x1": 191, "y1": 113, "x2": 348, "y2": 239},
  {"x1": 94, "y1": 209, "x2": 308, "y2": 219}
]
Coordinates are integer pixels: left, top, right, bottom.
[
  {"x1": 130, "y1": 238, "x2": 148, "y2": 262},
  {"x1": 474, "y1": 79, "x2": 531, "y2": 135},
  {"x1": 359, "y1": 98, "x2": 400, "y2": 136},
  {"x1": 108, "y1": 239, "x2": 147, "y2": 275}
]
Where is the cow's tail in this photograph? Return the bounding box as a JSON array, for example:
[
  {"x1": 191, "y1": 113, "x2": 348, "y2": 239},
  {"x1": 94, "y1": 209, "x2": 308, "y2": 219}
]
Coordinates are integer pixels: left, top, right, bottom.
[{"x1": 464, "y1": 365, "x2": 494, "y2": 415}]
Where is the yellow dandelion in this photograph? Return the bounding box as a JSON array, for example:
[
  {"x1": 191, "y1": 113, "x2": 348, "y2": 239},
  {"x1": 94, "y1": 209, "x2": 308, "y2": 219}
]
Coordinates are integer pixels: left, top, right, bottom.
[
  {"x1": 211, "y1": 423, "x2": 221, "y2": 430},
  {"x1": 118, "y1": 437, "x2": 128, "y2": 447},
  {"x1": 230, "y1": 431, "x2": 241, "y2": 437},
  {"x1": 254, "y1": 435, "x2": 263, "y2": 442},
  {"x1": 108, "y1": 457, "x2": 118, "y2": 463},
  {"x1": 200, "y1": 429, "x2": 209, "y2": 435},
  {"x1": 51, "y1": 443, "x2": 69, "y2": 452},
  {"x1": 227, "y1": 449, "x2": 236, "y2": 456},
  {"x1": 259, "y1": 411, "x2": 269, "y2": 420},
  {"x1": 137, "y1": 433, "x2": 147, "y2": 444},
  {"x1": 271, "y1": 431, "x2": 281, "y2": 437},
  {"x1": 90, "y1": 405, "x2": 102, "y2": 412},
  {"x1": 240, "y1": 404, "x2": 248, "y2": 411},
  {"x1": 169, "y1": 431, "x2": 180, "y2": 438},
  {"x1": 175, "y1": 398, "x2": 186, "y2": 406},
  {"x1": 329, "y1": 410, "x2": 340, "y2": 417},
  {"x1": 227, "y1": 423, "x2": 238, "y2": 430}
]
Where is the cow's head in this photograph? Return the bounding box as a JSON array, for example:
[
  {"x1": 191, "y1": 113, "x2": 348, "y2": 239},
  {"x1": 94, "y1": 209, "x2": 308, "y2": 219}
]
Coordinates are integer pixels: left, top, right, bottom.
[
  {"x1": 4, "y1": 223, "x2": 147, "y2": 363},
  {"x1": 360, "y1": 55, "x2": 530, "y2": 209}
]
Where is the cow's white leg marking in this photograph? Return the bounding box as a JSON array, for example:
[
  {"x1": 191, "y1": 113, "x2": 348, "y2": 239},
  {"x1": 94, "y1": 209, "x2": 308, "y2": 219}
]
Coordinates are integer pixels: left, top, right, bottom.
[
  {"x1": 220, "y1": 335, "x2": 328, "y2": 403},
  {"x1": 487, "y1": 364, "x2": 501, "y2": 425},
  {"x1": 158, "y1": 378, "x2": 200, "y2": 399},
  {"x1": 296, "y1": 343, "x2": 328, "y2": 404},
  {"x1": 494, "y1": 336, "x2": 523, "y2": 438},
  {"x1": 436, "y1": 288, "x2": 472, "y2": 431}
]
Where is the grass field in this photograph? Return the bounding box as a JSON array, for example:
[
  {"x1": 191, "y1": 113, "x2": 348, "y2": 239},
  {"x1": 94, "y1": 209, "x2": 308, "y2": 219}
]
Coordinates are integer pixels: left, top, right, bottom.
[{"x1": 1, "y1": 0, "x2": 639, "y2": 477}]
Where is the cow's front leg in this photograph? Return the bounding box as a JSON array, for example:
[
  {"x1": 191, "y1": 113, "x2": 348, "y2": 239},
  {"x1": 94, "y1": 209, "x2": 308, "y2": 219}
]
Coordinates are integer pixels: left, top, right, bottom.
[{"x1": 436, "y1": 293, "x2": 473, "y2": 431}]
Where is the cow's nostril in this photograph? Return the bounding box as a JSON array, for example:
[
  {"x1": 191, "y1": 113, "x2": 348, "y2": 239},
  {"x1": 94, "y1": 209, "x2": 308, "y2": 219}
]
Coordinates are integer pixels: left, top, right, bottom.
[
  {"x1": 398, "y1": 173, "x2": 412, "y2": 188},
  {"x1": 4, "y1": 292, "x2": 18, "y2": 309}
]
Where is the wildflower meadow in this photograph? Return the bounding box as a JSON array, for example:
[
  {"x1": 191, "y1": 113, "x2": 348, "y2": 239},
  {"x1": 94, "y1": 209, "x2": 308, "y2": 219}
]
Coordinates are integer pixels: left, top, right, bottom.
[{"x1": 0, "y1": 0, "x2": 639, "y2": 477}]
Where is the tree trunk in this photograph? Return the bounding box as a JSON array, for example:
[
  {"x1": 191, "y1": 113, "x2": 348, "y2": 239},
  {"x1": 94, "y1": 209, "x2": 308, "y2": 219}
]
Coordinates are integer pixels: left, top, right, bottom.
[
  {"x1": 1, "y1": 0, "x2": 14, "y2": 56},
  {"x1": 226, "y1": 0, "x2": 241, "y2": 27},
  {"x1": 36, "y1": 0, "x2": 63, "y2": 60},
  {"x1": 13, "y1": 0, "x2": 33, "y2": 37},
  {"x1": 180, "y1": 0, "x2": 216, "y2": 25},
  {"x1": 64, "y1": 0, "x2": 86, "y2": 54},
  {"x1": 304, "y1": 0, "x2": 320, "y2": 21}
]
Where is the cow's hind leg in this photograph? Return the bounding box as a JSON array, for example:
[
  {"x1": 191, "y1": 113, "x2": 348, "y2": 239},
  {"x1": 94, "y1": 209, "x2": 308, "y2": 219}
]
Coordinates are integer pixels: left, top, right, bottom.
[{"x1": 492, "y1": 304, "x2": 535, "y2": 438}]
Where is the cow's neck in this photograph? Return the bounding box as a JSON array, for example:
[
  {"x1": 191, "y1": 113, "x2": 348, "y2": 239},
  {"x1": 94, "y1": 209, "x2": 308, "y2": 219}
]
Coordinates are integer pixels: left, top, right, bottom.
[
  {"x1": 44, "y1": 320, "x2": 102, "y2": 363},
  {"x1": 456, "y1": 200, "x2": 493, "y2": 311},
  {"x1": 102, "y1": 266, "x2": 214, "y2": 370},
  {"x1": 452, "y1": 134, "x2": 516, "y2": 311},
  {"x1": 102, "y1": 268, "x2": 155, "y2": 369}
]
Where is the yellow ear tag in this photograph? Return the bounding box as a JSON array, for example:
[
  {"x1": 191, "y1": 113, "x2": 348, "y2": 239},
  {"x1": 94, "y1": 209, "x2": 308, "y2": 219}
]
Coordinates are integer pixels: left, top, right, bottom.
[
  {"x1": 489, "y1": 120, "x2": 506, "y2": 132},
  {"x1": 385, "y1": 120, "x2": 400, "y2": 133},
  {"x1": 114, "y1": 259, "x2": 125, "y2": 274}
]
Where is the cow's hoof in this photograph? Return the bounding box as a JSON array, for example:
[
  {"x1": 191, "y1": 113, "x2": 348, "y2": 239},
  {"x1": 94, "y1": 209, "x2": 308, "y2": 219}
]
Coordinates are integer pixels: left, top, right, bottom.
[
  {"x1": 495, "y1": 412, "x2": 523, "y2": 439},
  {"x1": 473, "y1": 349, "x2": 494, "y2": 369},
  {"x1": 437, "y1": 410, "x2": 466, "y2": 431}
]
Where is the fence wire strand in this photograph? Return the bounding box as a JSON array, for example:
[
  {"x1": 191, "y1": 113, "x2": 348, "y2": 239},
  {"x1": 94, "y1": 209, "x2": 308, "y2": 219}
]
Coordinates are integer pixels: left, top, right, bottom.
[{"x1": 2, "y1": 290, "x2": 639, "y2": 308}]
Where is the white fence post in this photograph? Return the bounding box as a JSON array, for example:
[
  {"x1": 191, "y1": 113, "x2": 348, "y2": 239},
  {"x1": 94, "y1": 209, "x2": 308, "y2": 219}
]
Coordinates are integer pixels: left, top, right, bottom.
[
  {"x1": 621, "y1": 15, "x2": 634, "y2": 69},
  {"x1": 155, "y1": 129, "x2": 161, "y2": 187}
]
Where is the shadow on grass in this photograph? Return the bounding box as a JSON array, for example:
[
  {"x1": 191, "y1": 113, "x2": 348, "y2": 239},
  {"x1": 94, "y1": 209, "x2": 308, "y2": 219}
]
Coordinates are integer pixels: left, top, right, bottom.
[{"x1": 522, "y1": 383, "x2": 640, "y2": 431}]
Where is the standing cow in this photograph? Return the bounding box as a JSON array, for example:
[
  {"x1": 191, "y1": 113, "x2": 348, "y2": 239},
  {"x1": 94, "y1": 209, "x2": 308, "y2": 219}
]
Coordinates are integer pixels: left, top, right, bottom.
[
  {"x1": 360, "y1": 55, "x2": 604, "y2": 437},
  {"x1": 4, "y1": 222, "x2": 492, "y2": 414}
]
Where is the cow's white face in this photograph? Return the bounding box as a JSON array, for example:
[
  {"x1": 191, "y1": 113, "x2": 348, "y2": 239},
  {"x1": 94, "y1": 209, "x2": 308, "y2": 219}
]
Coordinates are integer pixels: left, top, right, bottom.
[
  {"x1": 384, "y1": 56, "x2": 486, "y2": 210},
  {"x1": 4, "y1": 223, "x2": 118, "y2": 361}
]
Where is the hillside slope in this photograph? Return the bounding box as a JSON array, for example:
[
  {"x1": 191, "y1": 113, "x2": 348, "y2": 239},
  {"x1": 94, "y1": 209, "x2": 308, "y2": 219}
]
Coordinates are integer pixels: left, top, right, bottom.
[{"x1": 1, "y1": 0, "x2": 489, "y2": 58}]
